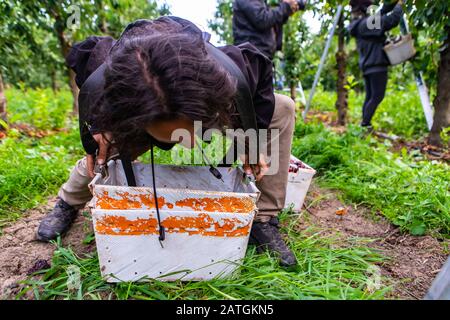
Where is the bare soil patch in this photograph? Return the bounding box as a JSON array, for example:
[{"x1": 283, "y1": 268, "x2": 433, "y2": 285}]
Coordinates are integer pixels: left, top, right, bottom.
[
  {"x1": 0, "y1": 198, "x2": 93, "y2": 299},
  {"x1": 298, "y1": 184, "x2": 448, "y2": 300}
]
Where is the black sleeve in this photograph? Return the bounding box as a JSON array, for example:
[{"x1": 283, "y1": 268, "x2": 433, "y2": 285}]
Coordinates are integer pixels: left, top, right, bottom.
[
  {"x1": 380, "y1": 2, "x2": 397, "y2": 15},
  {"x1": 236, "y1": 0, "x2": 292, "y2": 31},
  {"x1": 236, "y1": 43, "x2": 276, "y2": 129},
  {"x1": 151, "y1": 139, "x2": 175, "y2": 151},
  {"x1": 66, "y1": 36, "x2": 115, "y2": 89},
  {"x1": 380, "y1": 4, "x2": 403, "y2": 32},
  {"x1": 78, "y1": 64, "x2": 106, "y2": 155},
  {"x1": 358, "y1": 4, "x2": 403, "y2": 37}
]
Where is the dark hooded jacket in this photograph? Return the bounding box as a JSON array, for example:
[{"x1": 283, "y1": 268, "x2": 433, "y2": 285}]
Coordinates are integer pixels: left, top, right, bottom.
[
  {"x1": 66, "y1": 16, "x2": 275, "y2": 155},
  {"x1": 348, "y1": 3, "x2": 403, "y2": 75},
  {"x1": 232, "y1": 0, "x2": 292, "y2": 59}
]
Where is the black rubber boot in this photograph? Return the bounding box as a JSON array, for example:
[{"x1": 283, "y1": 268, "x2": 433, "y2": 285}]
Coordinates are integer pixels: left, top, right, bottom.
[
  {"x1": 36, "y1": 198, "x2": 78, "y2": 242},
  {"x1": 249, "y1": 217, "x2": 297, "y2": 268}
]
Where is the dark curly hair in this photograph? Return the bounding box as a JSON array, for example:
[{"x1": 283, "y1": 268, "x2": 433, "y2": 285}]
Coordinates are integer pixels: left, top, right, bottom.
[{"x1": 94, "y1": 19, "x2": 237, "y2": 153}]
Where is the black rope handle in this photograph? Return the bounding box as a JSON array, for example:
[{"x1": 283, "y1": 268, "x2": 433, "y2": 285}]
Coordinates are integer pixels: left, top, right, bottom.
[{"x1": 150, "y1": 140, "x2": 165, "y2": 247}]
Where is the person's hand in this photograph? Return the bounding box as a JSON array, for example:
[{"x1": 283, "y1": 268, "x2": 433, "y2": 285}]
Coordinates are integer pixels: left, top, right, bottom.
[
  {"x1": 283, "y1": 0, "x2": 299, "y2": 13},
  {"x1": 396, "y1": 0, "x2": 403, "y2": 5},
  {"x1": 87, "y1": 132, "x2": 113, "y2": 178},
  {"x1": 242, "y1": 153, "x2": 269, "y2": 182}
]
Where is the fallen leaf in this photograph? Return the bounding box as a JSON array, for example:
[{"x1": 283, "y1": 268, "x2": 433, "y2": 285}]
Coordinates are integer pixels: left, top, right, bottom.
[{"x1": 335, "y1": 207, "x2": 348, "y2": 216}]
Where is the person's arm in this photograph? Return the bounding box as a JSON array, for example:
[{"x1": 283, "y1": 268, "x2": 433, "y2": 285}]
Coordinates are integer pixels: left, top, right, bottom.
[
  {"x1": 244, "y1": 45, "x2": 274, "y2": 181},
  {"x1": 381, "y1": 4, "x2": 403, "y2": 32},
  {"x1": 380, "y1": 1, "x2": 398, "y2": 14},
  {"x1": 358, "y1": 4, "x2": 403, "y2": 37},
  {"x1": 236, "y1": 0, "x2": 293, "y2": 31}
]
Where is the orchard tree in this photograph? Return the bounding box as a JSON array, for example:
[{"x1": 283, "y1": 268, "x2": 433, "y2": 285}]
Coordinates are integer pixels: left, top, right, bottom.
[
  {"x1": 309, "y1": 0, "x2": 350, "y2": 124},
  {"x1": 282, "y1": 12, "x2": 309, "y2": 100},
  {"x1": 406, "y1": 0, "x2": 450, "y2": 146},
  {"x1": 0, "y1": 72, "x2": 5, "y2": 126},
  {"x1": 0, "y1": 0, "x2": 169, "y2": 113},
  {"x1": 17, "y1": 1, "x2": 101, "y2": 113},
  {"x1": 95, "y1": 0, "x2": 170, "y2": 38},
  {"x1": 208, "y1": 0, "x2": 234, "y2": 44},
  {"x1": 0, "y1": 0, "x2": 40, "y2": 125},
  {"x1": 329, "y1": 0, "x2": 350, "y2": 125}
]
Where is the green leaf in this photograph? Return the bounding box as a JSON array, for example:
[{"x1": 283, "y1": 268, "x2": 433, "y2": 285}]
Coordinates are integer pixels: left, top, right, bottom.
[{"x1": 410, "y1": 224, "x2": 426, "y2": 236}]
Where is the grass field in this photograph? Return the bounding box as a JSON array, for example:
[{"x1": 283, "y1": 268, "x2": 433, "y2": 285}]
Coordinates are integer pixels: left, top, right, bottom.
[
  {"x1": 0, "y1": 87, "x2": 448, "y2": 299},
  {"x1": 19, "y1": 211, "x2": 388, "y2": 300},
  {"x1": 306, "y1": 82, "x2": 428, "y2": 139}
]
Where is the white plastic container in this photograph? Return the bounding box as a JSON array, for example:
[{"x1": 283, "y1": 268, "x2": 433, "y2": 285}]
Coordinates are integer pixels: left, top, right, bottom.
[
  {"x1": 89, "y1": 160, "x2": 259, "y2": 282},
  {"x1": 384, "y1": 34, "x2": 416, "y2": 66},
  {"x1": 284, "y1": 155, "x2": 316, "y2": 212}
]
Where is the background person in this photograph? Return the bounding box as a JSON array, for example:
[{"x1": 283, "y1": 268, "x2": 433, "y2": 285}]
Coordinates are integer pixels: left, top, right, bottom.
[
  {"x1": 232, "y1": 0, "x2": 301, "y2": 60},
  {"x1": 349, "y1": 0, "x2": 404, "y2": 130}
]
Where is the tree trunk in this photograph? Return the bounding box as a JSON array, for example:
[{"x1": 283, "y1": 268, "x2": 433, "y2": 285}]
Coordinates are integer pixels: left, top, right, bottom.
[
  {"x1": 53, "y1": 13, "x2": 79, "y2": 113},
  {"x1": 290, "y1": 82, "x2": 297, "y2": 101},
  {"x1": 51, "y1": 69, "x2": 58, "y2": 92},
  {"x1": 97, "y1": 0, "x2": 109, "y2": 34},
  {"x1": 0, "y1": 71, "x2": 7, "y2": 127},
  {"x1": 429, "y1": 26, "x2": 450, "y2": 147},
  {"x1": 335, "y1": 15, "x2": 348, "y2": 126}
]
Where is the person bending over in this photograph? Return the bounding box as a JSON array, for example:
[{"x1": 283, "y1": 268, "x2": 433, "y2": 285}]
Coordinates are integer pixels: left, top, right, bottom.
[{"x1": 37, "y1": 16, "x2": 298, "y2": 268}]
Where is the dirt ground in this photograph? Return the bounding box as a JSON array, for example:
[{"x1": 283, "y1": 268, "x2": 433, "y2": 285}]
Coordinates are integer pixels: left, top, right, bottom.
[
  {"x1": 0, "y1": 198, "x2": 94, "y2": 299},
  {"x1": 0, "y1": 184, "x2": 448, "y2": 300},
  {"x1": 298, "y1": 185, "x2": 449, "y2": 300}
]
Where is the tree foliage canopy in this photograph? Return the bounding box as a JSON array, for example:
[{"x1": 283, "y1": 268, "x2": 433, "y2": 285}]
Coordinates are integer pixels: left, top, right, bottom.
[{"x1": 0, "y1": 0, "x2": 170, "y2": 87}]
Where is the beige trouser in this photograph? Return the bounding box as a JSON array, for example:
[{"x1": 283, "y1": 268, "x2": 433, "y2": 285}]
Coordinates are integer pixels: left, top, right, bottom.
[
  {"x1": 59, "y1": 93, "x2": 296, "y2": 220},
  {"x1": 254, "y1": 93, "x2": 295, "y2": 222}
]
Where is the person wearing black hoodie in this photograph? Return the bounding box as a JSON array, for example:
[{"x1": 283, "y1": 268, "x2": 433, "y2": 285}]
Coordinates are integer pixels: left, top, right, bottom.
[
  {"x1": 232, "y1": 0, "x2": 300, "y2": 60},
  {"x1": 348, "y1": 0, "x2": 403, "y2": 129}
]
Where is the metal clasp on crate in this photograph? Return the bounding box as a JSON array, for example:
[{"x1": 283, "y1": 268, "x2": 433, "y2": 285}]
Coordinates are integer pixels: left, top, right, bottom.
[{"x1": 94, "y1": 163, "x2": 109, "y2": 179}]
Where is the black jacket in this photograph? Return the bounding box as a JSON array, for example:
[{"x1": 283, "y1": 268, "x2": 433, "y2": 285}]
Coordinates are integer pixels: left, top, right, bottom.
[
  {"x1": 66, "y1": 16, "x2": 275, "y2": 155},
  {"x1": 348, "y1": 4, "x2": 403, "y2": 75},
  {"x1": 232, "y1": 0, "x2": 292, "y2": 59}
]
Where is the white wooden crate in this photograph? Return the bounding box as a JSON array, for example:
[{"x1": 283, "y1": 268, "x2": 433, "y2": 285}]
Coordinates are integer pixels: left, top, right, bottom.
[
  {"x1": 89, "y1": 160, "x2": 259, "y2": 282},
  {"x1": 284, "y1": 155, "x2": 316, "y2": 212}
]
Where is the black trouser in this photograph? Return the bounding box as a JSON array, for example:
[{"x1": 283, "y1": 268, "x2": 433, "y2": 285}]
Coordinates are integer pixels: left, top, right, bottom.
[{"x1": 362, "y1": 71, "x2": 388, "y2": 127}]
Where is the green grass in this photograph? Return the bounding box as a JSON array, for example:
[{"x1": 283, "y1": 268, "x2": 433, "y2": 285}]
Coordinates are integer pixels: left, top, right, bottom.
[
  {"x1": 292, "y1": 121, "x2": 450, "y2": 238},
  {"x1": 18, "y1": 212, "x2": 389, "y2": 300},
  {"x1": 0, "y1": 125, "x2": 84, "y2": 227},
  {"x1": 307, "y1": 83, "x2": 428, "y2": 139},
  {"x1": 5, "y1": 87, "x2": 73, "y2": 130},
  {"x1": 0, "y1": 88, "x2": 82, "y2": 227}
]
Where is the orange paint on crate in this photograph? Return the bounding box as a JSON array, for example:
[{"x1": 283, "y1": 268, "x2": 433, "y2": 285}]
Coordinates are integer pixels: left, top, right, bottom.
[
  {"x1": 175, "y1": 197, "x2": 255, "y2": 213},
  {"x1": 96, "y1": 191, "x2": 169, "y2": 210},
  {"x1": 95, "y1": 213, "x2": 250, "y2": 237},
  {"x1": 95, "y1": 215, "x2": 158, "y2": 235}
]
